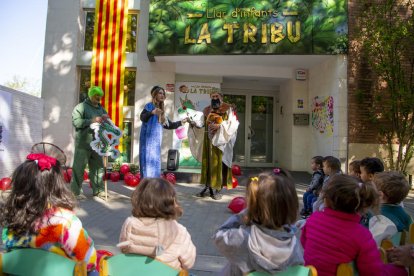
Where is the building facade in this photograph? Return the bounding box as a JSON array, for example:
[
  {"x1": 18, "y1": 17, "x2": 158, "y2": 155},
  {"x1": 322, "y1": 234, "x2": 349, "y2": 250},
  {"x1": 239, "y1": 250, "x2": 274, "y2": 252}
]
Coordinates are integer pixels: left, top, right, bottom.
[{"x1": 42, "y1": 0, "x2": 349, "y2": 172}]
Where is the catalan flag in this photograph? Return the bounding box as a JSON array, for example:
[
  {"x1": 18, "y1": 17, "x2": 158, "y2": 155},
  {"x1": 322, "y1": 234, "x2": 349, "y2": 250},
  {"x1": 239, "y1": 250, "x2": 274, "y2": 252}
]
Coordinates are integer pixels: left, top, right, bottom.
[{"x1": 91, "y1": 0, "x2": 128, "y2": 133}]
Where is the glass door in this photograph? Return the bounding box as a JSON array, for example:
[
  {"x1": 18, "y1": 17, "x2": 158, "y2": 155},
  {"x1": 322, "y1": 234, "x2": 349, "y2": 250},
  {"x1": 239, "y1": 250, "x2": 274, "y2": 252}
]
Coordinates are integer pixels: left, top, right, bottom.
[
  {"x1": 224, "y1": 93, "x2": 275, "y2": 167},
  {"x1": 248, "y1": 96, "x2": 274, "y2": 166}
]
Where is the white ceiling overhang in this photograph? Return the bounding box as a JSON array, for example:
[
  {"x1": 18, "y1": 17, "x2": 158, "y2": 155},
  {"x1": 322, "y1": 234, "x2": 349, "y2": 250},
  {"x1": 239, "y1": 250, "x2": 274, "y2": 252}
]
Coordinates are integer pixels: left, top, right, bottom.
[{"x1": 154, "y1": 55, "x2": 334, "y2": 85}]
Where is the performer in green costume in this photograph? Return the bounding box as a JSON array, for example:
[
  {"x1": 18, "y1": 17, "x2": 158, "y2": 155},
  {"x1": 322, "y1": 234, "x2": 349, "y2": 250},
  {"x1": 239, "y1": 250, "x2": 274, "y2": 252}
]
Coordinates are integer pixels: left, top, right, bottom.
[
  {"x1": 189, "y1": 92, "x2": 239, "y2": 200},
  {"x1": 71, "y1": 86, "x2": 108, "y2": 200}
]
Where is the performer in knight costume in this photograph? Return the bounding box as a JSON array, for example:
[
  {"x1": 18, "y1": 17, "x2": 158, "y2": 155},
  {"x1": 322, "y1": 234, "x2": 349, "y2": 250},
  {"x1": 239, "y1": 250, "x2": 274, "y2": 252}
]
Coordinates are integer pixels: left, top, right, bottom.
[
  {"x1": 189, "y1": 91, "x2": 239, "y2": 200},
  {"x1": 71, "y1": 86, "x2": 108, "y2": 200}
]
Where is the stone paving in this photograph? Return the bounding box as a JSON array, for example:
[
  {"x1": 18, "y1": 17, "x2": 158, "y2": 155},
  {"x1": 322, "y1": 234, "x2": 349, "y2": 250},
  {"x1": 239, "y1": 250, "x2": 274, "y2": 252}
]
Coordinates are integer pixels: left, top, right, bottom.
[{"x1": 2, "y1": 171, "x2": 414, "y2": 275}]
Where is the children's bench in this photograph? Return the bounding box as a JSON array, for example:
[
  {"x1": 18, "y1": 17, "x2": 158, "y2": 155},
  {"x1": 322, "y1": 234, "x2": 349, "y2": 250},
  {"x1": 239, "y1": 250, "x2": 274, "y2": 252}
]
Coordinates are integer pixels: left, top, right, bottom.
[
  {"x1": 245, "y1": 265, "x2": 317, "y2": 276},
  {"x1": 99, "y1": 254, "x2": 188, "y2": 276},
  {"x1": 0, "y1": 248, "x2": 87, "y2": 276}
]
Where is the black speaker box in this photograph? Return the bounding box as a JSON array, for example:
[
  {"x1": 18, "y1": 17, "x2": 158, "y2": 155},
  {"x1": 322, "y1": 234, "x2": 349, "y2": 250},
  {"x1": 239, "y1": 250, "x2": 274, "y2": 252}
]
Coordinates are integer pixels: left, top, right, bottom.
[{"x1": 167, "y1": 149, "x2": 180, "y2": 171}]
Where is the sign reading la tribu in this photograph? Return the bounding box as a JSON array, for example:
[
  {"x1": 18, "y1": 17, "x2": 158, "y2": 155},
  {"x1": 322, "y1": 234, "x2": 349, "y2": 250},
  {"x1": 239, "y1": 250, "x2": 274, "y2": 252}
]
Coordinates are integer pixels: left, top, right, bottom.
[{"x1": 148, "y1": 0, "x2": 347, "y2": 57}]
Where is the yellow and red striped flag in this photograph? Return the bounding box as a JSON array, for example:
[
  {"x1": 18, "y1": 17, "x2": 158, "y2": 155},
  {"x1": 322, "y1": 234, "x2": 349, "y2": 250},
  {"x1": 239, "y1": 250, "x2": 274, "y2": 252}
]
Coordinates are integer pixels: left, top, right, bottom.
[{"x1": 91, "y1": 0, "x2": 128, "y2": 132}]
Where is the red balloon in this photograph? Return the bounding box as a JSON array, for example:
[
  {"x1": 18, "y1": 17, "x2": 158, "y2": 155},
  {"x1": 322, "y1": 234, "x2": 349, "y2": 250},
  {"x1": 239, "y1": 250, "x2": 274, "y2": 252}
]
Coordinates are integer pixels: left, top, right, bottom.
[
  {"x1": 228, "y1": 196, "x2": 246, "y2": 214},
  {"x1": 124, "y1": 173, "x2": 133, "y2": 185},
  {"x1": 232, "y1": 176, "x2": 238, "y2": 188},
  {"x1": 231, "y1": 165, "x2": 242, "y2": 176},
  {"x1": 104, "y1": 172, "x2": 111, "y2": 180},
  {"x1": 165, "y1": 173, "x2": 176, "y2": 184},
  {"x1": 110, "y1": 172, "x2": 120, "y2": 182},
  {"x1": 124, "y1": 172, "x2": 133, "y2": 178},
  {"x1": 0, "y1": 177, "x2": 12, "y2": 190},
  {"x1": 128, "y1": 176, "x2": 139, "y2": 187},
  {"x1": 120, "y1": 164, "x2": 130, "y2": 175},
  {"x1": 83, "y1": 171, "x2": 89, "y2": 180}
]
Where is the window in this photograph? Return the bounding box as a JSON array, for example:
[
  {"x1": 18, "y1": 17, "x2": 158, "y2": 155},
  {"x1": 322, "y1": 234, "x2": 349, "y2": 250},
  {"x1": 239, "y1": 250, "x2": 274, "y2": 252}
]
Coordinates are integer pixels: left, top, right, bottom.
[
  {"x1": 126, "y1": 14, "x2": 138, "y2": 52},
  {"x1": 79, "y1": 68, "x2": 91, "y2": 103},
  {"x1": 83, "y1": 11, "x2": 138, "y2": 52},
  {"x1": 123, "y1": 70, "x2": 136, "y2": 106},
  {"x1": 121, "y1": 121, "x2": 133, "y2": 163},
  {"x1": 84, "y1": 11, "x2": 95, "y2": 51},
  {"x1": 78, "y1": 68, "x2": 135, "y2": 105}
]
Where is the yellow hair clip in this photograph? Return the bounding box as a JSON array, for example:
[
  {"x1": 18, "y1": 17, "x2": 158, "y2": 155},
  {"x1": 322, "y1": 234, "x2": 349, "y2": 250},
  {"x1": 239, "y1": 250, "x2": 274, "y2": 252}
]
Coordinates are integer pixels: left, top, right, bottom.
[{"x1": 250, "y1": 177, "x2": 259, "y2": 182}]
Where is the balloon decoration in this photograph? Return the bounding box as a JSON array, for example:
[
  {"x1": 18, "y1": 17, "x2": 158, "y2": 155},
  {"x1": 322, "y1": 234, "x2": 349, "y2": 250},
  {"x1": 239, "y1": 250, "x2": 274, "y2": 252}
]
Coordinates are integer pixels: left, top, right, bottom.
[
  {"x1": 228, "y1": 196, "x2": 246, "y2": 214},
  {"x1": 110, "y1": 171, "x2": 120, "y2": 182},
  {"x1": 84, "y1": 171, "x2": 89, "y2": 181},
  {"x1": 105, "y1": 172, "x2": 112, "y2": 180},
  {"x1": 123, "y1": 173, "x2": 134, "y2": 185},
  {"x1": 164, "y1": 173, "x2": 176, "y2": 185},
  {"x1": 231, "y1": 164, "x2": 242, "y2": 176},
  {"x1": 0, "y1": 177, "x2": 12, "y2": 191},
  {"x1": 232, "y1": 176, "x2": 238, "y2": 188},
  {"x1": 120, "y1": 164, "x2": 130, "y2": 175},
  {"x1": 128, "y1": 176, "x2": 139, "y2": 187}
]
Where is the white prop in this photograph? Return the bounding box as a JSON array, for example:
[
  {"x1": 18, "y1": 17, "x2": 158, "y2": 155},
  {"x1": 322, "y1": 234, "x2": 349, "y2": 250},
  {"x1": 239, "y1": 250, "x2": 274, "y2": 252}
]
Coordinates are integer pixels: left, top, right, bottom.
[{"x1": 90, "y1": 118, "x2": 122, "y2": 159}]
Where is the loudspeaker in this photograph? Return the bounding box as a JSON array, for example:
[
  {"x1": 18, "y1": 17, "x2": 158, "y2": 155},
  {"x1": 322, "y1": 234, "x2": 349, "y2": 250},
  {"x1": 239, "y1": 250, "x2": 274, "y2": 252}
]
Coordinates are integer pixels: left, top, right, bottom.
[{"x1": 167, "y1": 149, "x2": 180, "y2": 171}]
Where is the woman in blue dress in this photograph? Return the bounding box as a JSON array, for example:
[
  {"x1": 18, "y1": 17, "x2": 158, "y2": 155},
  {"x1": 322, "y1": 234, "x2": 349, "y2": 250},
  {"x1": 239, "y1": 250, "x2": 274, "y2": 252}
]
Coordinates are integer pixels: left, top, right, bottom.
[{"x1": 139, "y1": 86, "x2": 187, "y2": 178}]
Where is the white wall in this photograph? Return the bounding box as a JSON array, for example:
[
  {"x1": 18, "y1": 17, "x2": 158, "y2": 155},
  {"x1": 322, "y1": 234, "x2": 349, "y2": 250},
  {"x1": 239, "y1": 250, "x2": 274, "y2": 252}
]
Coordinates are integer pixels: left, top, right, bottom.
[
  {"x1": 308, "y1": 55, "x2": 348, "y2": 171},
  {"x1": 278, "y1": 77, "x2": 310, "y2": 171},
  {"x1": 42, "y1": 0, "x2": 81, "y2": 166},
  {"x1": 0, "y1": 86, "x2": 43, "y2": 178},
  {"x1": 278, "y1": 80, "x2": 294, "y2": 170}
]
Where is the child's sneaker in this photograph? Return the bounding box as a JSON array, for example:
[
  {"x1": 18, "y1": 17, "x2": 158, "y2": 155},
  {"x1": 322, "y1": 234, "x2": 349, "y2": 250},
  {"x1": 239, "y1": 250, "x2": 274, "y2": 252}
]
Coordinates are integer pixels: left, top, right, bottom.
[{"x1": 301, "y1": 211, "x2": 311, "y2": 219}]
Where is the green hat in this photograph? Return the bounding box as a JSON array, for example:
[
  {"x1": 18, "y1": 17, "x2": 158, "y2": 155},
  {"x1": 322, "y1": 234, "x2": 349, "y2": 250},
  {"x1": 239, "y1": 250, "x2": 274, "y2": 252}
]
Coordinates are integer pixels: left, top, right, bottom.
[{"x1": 88, "y1": 86, "x2": 104, "y2": 97}]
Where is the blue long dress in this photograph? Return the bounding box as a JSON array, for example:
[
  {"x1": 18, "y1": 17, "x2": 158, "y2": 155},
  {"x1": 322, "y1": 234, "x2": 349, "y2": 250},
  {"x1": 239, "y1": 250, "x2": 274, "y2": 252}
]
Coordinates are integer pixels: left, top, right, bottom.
[{"x1": 139, "y1": 102, "x2": 182, "y2": 178}]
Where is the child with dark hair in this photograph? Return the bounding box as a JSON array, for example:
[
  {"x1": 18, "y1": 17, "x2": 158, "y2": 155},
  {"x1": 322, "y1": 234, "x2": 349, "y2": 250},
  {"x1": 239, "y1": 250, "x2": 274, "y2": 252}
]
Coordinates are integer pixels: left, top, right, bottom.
[
  {"x1": 360, "y1": 157, "x2": 384, "y2": 183},
  {"x1": 312, "y1": 156, "x2": 342, "y2": 212},
  {"x1": 213, "y1": 170, "x2": 304, "y2": 275},
  {"x1": 118, "y1": 178, "x2": 196, "y2": 270},
  {"x1": 373, "y1": 171, "x2": 412, "y2": 232},
  {"x1": 300, "y1": 156, "x2": 324, "y2": 217},
  {"x1": 0, "y1": 153, "x2": 98, "y2": 272},
  {"x1": 301, "y1": 174, "x2": 407, "y2": 276},
  {"x1": 349, "y1": 160, "x2": 361, "y2": 179}
]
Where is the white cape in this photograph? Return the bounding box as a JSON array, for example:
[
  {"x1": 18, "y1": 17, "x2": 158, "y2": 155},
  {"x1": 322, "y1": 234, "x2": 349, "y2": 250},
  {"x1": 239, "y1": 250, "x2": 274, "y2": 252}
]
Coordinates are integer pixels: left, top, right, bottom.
[{"x1": 188, "y1": 107, "x2": 239, "y2": 167}]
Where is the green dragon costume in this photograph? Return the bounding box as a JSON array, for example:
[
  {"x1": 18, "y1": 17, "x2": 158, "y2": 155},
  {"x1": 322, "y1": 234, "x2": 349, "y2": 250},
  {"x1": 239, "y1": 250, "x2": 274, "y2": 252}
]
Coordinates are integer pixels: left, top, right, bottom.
[{"x1": 71, "y1": 87, "x2": 107, "y2": 197}]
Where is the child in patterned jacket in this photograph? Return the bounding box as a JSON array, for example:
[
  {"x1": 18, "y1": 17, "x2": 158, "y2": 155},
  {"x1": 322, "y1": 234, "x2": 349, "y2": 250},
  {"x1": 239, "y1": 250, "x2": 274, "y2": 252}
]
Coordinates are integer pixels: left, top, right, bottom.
[{"x1": 0, "y1": 153, "x2": 99, "y2": 274}]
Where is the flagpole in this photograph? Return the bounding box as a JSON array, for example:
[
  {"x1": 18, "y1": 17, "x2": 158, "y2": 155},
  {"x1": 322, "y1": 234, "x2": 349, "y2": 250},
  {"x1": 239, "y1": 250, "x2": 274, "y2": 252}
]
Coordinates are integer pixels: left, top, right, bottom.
[{"x1": 103, "y1": 155, "x2": 108, "y2": 201}]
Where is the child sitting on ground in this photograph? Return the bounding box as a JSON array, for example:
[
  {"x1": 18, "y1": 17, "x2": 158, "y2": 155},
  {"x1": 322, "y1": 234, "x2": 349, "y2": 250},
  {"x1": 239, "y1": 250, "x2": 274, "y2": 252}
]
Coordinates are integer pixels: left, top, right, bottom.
[
  {"x1": 360, "y1": 157, "x2": 384, "y2": 183},
  {"x1": 301, "y1": 174, "x2": 407, "y2": 276},
  {"x1": 213, "y1": 170, "x2": 304, "y2": 275},
  {"x1": 312, "y1": 156, "x2": 342, "y2": 212},
  {"x1": 348, "y1": 160, "x2": 361, "y2": 179},
  {"x1": 0, "y1": 153, "x2": 98, "y2": 273},
  {"x1": 358, "y1": 157, "x2": 386, "y2": 226},
  {"x1": 118, "y1": 177, "x2": 196, "y2": 271},
  {"x1": 373, "y1": 171, "x2": 412, "y2": 232},
  {"x1": 300, "y1": 156, "x2": 324, "y2": 217}
]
